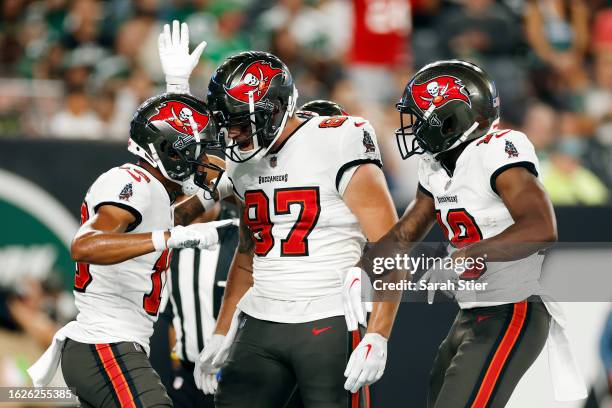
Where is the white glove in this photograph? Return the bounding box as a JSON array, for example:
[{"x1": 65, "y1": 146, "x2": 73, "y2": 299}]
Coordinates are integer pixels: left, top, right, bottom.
[
  {"x1": 158, "y1": 20, "x2": 207, "y2": 93},
  {"x1": 212, "y1": 309, "x2": 243, "y2": 367},
  {"x1": 344, "y1": 333, "x2": 388, "y2": 393},
  {"x1": 419, "y1": 258, "x2": 459, "y2": 304},
  {"x1": 167, "y1": 220, "x2": 233, "y2": 250},
  {"x1": 194, "y1": 334, "x2": 225, "y2": 394},
  {"x1": 342, "y1": 266, "x2": 367, "y2": 331}
]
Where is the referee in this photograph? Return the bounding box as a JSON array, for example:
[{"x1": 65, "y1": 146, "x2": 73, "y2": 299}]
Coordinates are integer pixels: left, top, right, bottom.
[{"x1": 162, "y1": 200, "x2": 239, "y2": 408}]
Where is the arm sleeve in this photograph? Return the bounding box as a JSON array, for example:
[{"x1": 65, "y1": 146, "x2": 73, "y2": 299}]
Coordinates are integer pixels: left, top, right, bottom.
[
  {"x1": 335, "y1": 119, "x2": 383, "y2": 196},
  {"x1": 481, "y1": 130, "x2": 540, "y2": 195},
  {"x1": 86, "y1": 167, "x2": 152, "y2": 232}
]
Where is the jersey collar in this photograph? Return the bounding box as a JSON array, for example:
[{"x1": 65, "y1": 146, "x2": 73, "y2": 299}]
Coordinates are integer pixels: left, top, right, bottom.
[{"x1": 268, "y1": 117, "x2": 311, "y2": 156}]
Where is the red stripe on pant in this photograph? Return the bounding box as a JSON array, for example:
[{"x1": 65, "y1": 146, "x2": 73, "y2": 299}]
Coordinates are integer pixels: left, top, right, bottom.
[
  {"x1": 95, "y1": 344, "x2": 137, "y2": 408},
  {"x1": 351, "y1": 330, "x2": 371, "y2": 408},
  {"x1": 470, "y1": 301, "x2": 528, "y2": 408}
]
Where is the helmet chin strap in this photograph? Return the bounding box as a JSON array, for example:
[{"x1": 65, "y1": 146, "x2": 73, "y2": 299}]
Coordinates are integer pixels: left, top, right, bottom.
[{"x1": 434, "y1": 121, "x2": 479, "y2": 159}]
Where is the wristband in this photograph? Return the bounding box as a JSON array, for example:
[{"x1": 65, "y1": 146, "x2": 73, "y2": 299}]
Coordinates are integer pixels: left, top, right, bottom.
[
  {"x1": 166, "y1": 78, "x2": 190, "y2": 94},
  {"x1": 152, "y1": 230, "x2": 168, "y2": 251}
]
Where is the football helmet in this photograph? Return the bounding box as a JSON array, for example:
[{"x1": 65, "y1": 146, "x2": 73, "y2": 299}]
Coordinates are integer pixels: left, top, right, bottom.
[
  {"x1": 128, "y1": 93, "x2": 223, "y2": 194},
  {"x1": 296, "y1": 99, "x2": 347, "y2": 118},
  {"x1": 207, "y1": 51, "x2": 297, "y2": 163},
  {"x1": 395, "y1": 60, "x2": 500, "y2": 159}
]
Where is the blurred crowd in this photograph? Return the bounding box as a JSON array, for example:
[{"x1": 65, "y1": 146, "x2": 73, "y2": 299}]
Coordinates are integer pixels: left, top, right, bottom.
[{"x1": 1, "y1": 0, "x2": 612, "y2": 206}]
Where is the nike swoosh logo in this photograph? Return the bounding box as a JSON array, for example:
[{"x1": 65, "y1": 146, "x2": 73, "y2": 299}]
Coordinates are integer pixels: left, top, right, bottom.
[
  {"x1": 312, "y1": 326, "x2": 332, "y2": 336},
  {"x1": 476, "y1": 315, "x2": 493, "y2": 323},
  {"x1": 365, "y1": 344, "x2": 373, "y2": 359},
  {"x1": 349, "y1": 278, "x2": 360, "y2": 289},
  {"x1": 354, "y1": 121, "x2": 367, "y2": 127}
]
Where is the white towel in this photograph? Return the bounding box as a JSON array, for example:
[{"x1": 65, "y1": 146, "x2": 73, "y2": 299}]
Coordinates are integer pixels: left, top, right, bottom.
[
  {"x1": 542, "y1": 299, "x2": 588, "y2": 401},
  {"x1": 27, "y1": 321, "x2": 78, "y2": 387}
]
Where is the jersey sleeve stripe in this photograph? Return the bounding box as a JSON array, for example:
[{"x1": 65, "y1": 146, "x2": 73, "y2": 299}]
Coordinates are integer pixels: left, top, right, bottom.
[
  {"x1": 335, "y1": 159, "x2": 383, "y2": 191},
  {"x1": 418, "y1": 183, "x2": 433, "y2": 198},
  {"x1": 94, "y1": 201, "x2": 143, "y2": 232},
  {"x1": 489, "y1": 161, "x2": 538, "y2": 195}
]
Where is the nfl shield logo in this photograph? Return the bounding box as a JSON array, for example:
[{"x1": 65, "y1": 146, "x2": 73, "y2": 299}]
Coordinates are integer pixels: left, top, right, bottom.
[{"x1": 269, "y1": 156, "x2": 277, "y2": 168}]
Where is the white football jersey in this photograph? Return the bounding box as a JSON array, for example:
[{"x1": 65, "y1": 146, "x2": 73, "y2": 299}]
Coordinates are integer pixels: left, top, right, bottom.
[
  {"x1": 227, "y1": 116, "x2": 382, "y2": 323},
  {"x1": 418, "y1": 129, "x2": 545, "y2": 308},
  {"x1": 64, "y1": 163, "x2": 173, "y2": 353}
]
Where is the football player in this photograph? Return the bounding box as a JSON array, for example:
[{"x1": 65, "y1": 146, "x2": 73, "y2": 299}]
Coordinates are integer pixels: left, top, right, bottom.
[
  {"x1": 204, "y1": 51, "x2": 399, "y2": 407},
  {"x1": 346, "y1": 60, "x2": 565, "y2": 407},
  {"x1": 156, "y1": 21, "x2": 402, "y2": 407},
  {"x1": 295, "y1": 99, "x2": 348, "y2": 119},
  {"x1": 28, "y1": 93, "x2": 233, "y2": 407}
]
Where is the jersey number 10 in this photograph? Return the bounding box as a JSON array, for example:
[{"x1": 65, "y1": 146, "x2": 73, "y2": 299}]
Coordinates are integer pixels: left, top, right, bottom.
[{"x1": 436, "y1": 208, "x2": 483, "y2": 248}]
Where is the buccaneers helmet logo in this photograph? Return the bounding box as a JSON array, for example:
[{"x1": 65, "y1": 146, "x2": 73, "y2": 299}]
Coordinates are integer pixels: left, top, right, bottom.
[
  {"x1": 148, "y1": 101, "x2": 210, "y2": 150},
  {"x1": 148, "y1": 101, "x2": 210, "y2": 137},
  {"x1": 411, "y1": 76, "x2": 471, "y2": 111},
  {"x1": 225, "y1": 61, "x2": 284, "y2": 104}
]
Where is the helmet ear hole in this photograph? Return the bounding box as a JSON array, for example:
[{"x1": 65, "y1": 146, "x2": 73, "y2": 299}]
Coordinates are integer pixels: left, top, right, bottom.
[
  {"x1": 167, "y1": 147, "x2": 181, "y2": 161},
  {"x1": 441, "y1": 116, "x2": 456, "y2": 137},
  {"x1": 159, "y1": 140, "x2": 168, "y2": 153}
]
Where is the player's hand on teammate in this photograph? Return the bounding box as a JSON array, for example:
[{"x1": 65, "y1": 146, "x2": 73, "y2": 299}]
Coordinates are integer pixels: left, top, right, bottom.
[
  {"x1": 194, "y1": 334, "x2": 225, "y2": 394},
  {"x1": 344, "y1": 332, "x2": 388, "y2": 393},
  {"x1": 342, "y1": 266, "x2": 367, "y2": 331},
  {"x1": 166, "y1": 220, "x2": 235, "y2": 250},
  {"x1": 158, "y1": 20, "x2": 206, "y2": 92}
]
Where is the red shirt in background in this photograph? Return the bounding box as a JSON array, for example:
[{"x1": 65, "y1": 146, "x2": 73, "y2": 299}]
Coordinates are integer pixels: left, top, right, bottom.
[
  {"x1": 348, "y1": 0, "x2": 412, "y2": 66},
  {"x1": 592, "y1": 8, "x2": 612, "y2": 50}
]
